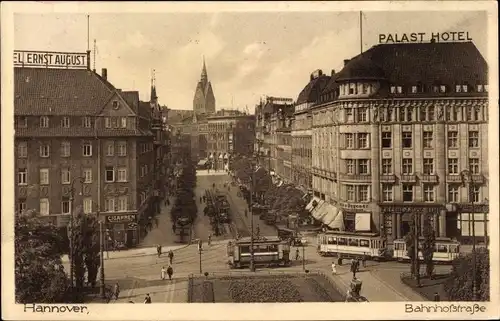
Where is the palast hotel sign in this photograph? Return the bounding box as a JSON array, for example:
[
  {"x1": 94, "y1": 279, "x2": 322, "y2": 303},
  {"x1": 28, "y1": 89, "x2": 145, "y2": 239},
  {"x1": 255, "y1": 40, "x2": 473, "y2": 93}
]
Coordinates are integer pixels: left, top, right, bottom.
[
  {"x1": 14, "y1": 50, "x2": 89, "y2": 69},
  {"x1": 378, "y1": 31, "x2": 473, "y2": 44}
]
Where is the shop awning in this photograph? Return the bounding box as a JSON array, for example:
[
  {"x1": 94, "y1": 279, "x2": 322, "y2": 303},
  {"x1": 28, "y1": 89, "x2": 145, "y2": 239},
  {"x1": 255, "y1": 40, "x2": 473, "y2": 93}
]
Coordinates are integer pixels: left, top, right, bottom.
[
  {"x1": 328, "y1": 210, "x2": 344, "y2": 230},
  {"x1": 219, "y1": 153, "x2": 223, "y2": 159},
  {"x1": 209, "y1": 153, "x2": 214, "y2": 159},
  {"x1": 310, "y1": 200, "x2": 325, "y2": 218},
  {"x1": 197, "y1": 159, "x2": 207, "y2": 166},
  {"x1": 224, "y1": 153, "x2": 228, "y2": 159},
  {"x1": 355, "y1": 213, "x2": 371, "y2": 232},
  {"x1": 305, "y1": 197, "x2": 321, "y2": 212},
  {"x1": 314, "y1": 202, "x2": 331, "y2": 221}
]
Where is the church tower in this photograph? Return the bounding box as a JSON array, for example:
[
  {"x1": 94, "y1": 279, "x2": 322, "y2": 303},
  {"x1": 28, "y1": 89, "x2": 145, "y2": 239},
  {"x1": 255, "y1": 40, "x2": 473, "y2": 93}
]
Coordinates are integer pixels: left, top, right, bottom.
[{"x1": 193, "y1": 57, "x2": 216, "y2": 115}]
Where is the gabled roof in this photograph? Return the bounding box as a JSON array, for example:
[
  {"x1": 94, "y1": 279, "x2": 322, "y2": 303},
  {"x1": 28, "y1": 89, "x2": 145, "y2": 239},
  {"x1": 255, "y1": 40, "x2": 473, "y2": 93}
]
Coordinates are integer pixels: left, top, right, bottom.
[
  {"x1": 138, "y1": 101, "x2": 152, "y2": 119},
  {"x1": 296, "y1": 75, "x2": 331, "y2": 104},
  {"x1": 167, "y1": 109, "x2": 193, "y2": 124},
  {"x1": 15, "y1": 68, "x2": 115, "y2": 116},
  {"x1": 336, "y1": 41, "x2": 488, "y2": 86}
]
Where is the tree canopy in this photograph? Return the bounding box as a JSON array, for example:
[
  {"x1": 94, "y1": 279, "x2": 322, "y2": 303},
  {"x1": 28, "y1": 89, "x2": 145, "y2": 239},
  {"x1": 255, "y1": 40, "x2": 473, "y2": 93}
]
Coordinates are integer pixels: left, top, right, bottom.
[{"x1": 15, "y1": 211, "x2": 69, "y2": 303}]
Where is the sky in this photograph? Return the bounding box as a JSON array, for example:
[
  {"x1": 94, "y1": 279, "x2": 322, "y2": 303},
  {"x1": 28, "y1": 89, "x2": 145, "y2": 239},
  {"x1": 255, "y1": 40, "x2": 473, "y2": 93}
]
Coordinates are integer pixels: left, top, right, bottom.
[{"x1": 13, "y1": 9, "x2": 488, "y2": 113}]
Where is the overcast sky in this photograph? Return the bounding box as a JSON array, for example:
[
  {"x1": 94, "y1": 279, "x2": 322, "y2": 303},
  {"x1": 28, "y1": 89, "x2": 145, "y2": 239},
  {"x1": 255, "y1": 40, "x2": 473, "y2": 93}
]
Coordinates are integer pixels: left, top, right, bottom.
[{"x1": 14, "y1": 10, "x2": 488, "y2": 112}]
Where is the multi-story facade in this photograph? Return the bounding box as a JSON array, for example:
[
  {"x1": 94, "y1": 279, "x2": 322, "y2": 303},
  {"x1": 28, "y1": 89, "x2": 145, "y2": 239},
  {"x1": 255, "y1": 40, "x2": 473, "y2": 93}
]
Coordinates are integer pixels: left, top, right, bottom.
[
  {"x1": 276, "y1": 106, "x2": 294, "y2": 184},
  {"x1": 310, "y1": 42, "x2": 489, "y2": 244},
  {"x1": 207, "y1": 109, "x2": 255, "y2": 170},
  {"x1": 292, "y1": 69, "x2": 331, "y2": 190},
  {"x1": 14, "y1": 59, "x2": 162, "y2": 247}
]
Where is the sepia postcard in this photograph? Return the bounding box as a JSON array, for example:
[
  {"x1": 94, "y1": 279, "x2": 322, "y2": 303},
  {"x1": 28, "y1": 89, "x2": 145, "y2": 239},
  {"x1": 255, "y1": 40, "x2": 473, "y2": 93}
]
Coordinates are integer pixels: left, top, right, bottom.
[{"x1": 1, "y1": 1, "x2": 499, "y2": 320}]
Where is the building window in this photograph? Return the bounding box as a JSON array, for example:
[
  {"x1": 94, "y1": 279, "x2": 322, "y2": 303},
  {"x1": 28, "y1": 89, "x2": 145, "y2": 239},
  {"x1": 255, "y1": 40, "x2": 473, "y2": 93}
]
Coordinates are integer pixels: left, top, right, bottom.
[
  {"x1": 105, "y1": 117, "x2": 111, "y2": 128},
  {"x1": 423, "y1": 158, "x2": 434, "y2": 175},
  {"x1": 346, "y1": 159, "x2": 355, "y2": 174},
  {"x1": 106, "y1": 141, "x2": 114, "y2": 156},
  {"x1": 40, "y1": 198, "x2": 49, "y2": 215},
  {"x1": 105, "y1": 198, "x2": 115, "y2": 212},
  {"x1": 382, "y1": 159, "x2": 392, "y2": 175},
  {"x1": 440, "y1": 85, "x2": 446, "y2": 93},
  {"x1": 423, "y1": 131, "x2": 433, "y2": 148},
  {"x1": 346, "y1": 185, "x2": 355, "y2": 201},
  {"x1": 61, "y1": 168, "x2": 71, "y2": 184},
  {"x1": 62, "y1": 199, "x2": 71, "y2": 214},
  {"x1": 40, "y1": 144, "x2": 50, "y2": 157},
  {"x1": 117, "y1": 196, "x2": 128, "y2": 212},
  {"x1": 40, "y1": 168, "x2": 49, "y2": 185},
  {"x1": 448, "y1": 158, "x2": 459, "y2": 174},
  {"x1": 455, "y1": 85, "x2": 462, "y2": 93},
  {"x1": 18, "y1": 142, "x2": 28, "y2": 158},
  {"x1": 83, "y1": 168, "x2": 92, "y2": 183},
  {"x1": 448, "y1": 131, "x2": 458, "y2": 148},
  {"x1": 468, "y1": 131, "x2": 479, "y2": 148},
  {"x1": 345, "y1": 133, "x2": 354, "y2": 148},
  {"x1": 402, "y1": 131, "x2": 412, "y2": 148},
  {"x1": 402, "y1": 184, "x2": 413, "y2": 202},
  {"x1": 381, "y1": 132, "x2": 392, "y2": 148},
  {"x1": 83, "y1": 142, "x2": 92, "y2": 157},
  {"x1": 462, "y1": 85, "x2": 468, "y2": 93},
  {"x1": 423, "y1": 184, "x2": 435, "y2": 202},
  {"x1": 61, "y1": 141, "x2": 71, "y2": 157},
  {"x1": 62, "y1": 117, "x2": 70, "y2": 128},
  {"x1": 83, "y1": 117, "x2": 92, "y2": 128},
  {"x1": 118, "y1": 141, "x2": 127, "y2": 156},
  {"x1": 469, "y1": 185, "x2": 480, "y2": 203},
  {"x1": 105, "y1": 167, "x2": 115, "y2": 182},
  {"x1": 447, "y1": 184, "x2": 459, "y2": 203},
  {"x1": 357, "y1": 133, "x2": 368, "y2": 148},
  {"x1": 345, "y1": 108, "x2": 354, "y2": 122},
  {"x1": 358, "y1": 159, "x2": 369, "y2": 175},
  {"x1": 117, "y1": 167, "x2": 127, "y2": 182},
  {"x1": 18, "y1": 116, "x2": 28, "y2": 128},
  {"x1": 402, "y1": 158, "x2": 413, "y2": 175},
  {"x1": 18, "y1": 199, "x2": 27, "y2": 214},
  {"x1": 358, "y1": 108, "x2": 368, "y2": 122},
  {"x1": 469, "y1": 158, "x2": 480, "y2": 174},
  {"x1": 120, "y1": 117, "x2": 127, "y2": 128},
  {"x1": 358, "y1": 185, "x2": 369, "y2": 202},
  {"x1": 411, "y1": 86, "x2": 418, "y2": 94},
  {"x1": 83, "y1": 198, "x2": 93, "y2": 214},
  {"x1": 382, "y1": 184, "x2": 393, "y2": 202},
  {"x1": 40, "y1": 116, "x2": 49, "y2": 128},
  {"x1": 18, "y1": 168, "x2": 27, "y2": 185}
]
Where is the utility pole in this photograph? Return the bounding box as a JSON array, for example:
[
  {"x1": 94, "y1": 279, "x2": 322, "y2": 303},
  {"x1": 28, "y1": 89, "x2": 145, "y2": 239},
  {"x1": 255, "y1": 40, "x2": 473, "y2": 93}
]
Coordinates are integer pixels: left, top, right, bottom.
[
  {"x1": 414, "y1": 213, "x2": 421, "y2": 287},
  {"x1": 250, "y1": 156, "x2": 256, "y2": 272},
  {"x1": 199, "y1": 248, "x2": 202, "y2": 274},
  {"x1": 302, "y1": 243, "x2": 305, "y2": 271}
]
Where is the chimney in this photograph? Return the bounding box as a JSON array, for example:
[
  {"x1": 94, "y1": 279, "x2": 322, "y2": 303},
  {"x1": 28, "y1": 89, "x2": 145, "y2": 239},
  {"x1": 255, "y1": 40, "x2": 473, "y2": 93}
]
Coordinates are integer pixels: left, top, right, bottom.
[
  {"x1": 318, "y1": 69, "x2": 323, "y2": 76},
  {"x1": 310, "y1": 74, "x2": 314, "y2": 81},
  {"x1": 331, "y1": 69, "x2": 336, "y2": 76},
  {"x1": 344, "y1": 59, "x2": 350, "y2": 66},
  {"x1": 102, "y1": 68, "x2": 107, "y2": 80}
]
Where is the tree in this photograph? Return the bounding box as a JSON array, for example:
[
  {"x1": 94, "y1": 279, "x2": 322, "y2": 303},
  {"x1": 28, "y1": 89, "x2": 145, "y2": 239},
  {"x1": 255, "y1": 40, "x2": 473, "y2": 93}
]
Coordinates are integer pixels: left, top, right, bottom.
[
  {"x1": 15, "y1": 210, "x2": 69, "y2": 303},
  {"x1": 403, "y1": 218, "x2": 417, "y2": 277},
  {"x1": 421, "y1": 214, "x2": 436, "y2": 278},
  {"x1": 263, "y1": 184, "x2": 305, "y2": 220},
  {"x1": 83, "y1": 214, "x2": 100, "y2": 288},
  {"x1": 444, "y1": 248, "x2": 489, "y2": 301}
]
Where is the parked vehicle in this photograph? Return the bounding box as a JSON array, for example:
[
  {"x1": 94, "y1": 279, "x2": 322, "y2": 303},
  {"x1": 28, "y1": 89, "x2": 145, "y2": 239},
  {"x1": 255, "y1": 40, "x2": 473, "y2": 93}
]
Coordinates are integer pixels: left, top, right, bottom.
[{"x1": 227, "y1": 236, "x2": 291, "y2": 268}]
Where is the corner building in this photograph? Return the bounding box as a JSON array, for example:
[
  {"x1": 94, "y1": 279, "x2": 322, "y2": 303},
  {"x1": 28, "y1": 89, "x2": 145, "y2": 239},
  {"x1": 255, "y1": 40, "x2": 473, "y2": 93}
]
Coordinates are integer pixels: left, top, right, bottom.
[{"x1": 310, "y1": 42, "x2": 489, "y2": 244}]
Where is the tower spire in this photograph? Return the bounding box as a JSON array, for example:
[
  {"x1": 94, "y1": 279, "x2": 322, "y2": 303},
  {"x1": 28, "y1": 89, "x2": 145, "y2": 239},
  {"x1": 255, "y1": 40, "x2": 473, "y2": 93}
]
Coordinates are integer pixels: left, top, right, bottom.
[
  {"x1": 201, "y1": 56, "x2": 207, "y2": 81},
  {"x1": 151, "y1": 69, "x2": 157, "y2": 101}
]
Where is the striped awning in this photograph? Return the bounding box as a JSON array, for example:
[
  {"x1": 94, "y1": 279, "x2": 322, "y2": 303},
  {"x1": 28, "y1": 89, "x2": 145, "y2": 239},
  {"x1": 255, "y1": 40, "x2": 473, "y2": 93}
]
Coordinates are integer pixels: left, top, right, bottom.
[{"x1": 305, "y1": 197, "x2": 320, "y2": 212}]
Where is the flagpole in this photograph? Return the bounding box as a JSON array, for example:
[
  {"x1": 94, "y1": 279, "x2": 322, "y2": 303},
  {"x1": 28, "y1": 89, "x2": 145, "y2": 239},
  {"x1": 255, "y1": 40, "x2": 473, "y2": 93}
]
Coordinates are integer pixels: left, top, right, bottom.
[{"x1": 360, "y1": 11, "x2": 363, "y2": 54}]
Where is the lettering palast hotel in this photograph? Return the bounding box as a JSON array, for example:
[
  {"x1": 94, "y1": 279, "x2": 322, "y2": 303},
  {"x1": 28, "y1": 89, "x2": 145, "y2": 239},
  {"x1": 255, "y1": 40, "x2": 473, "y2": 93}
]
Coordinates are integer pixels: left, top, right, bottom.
[
  {"x1": 260, "y1": 41, "x2": 489, "y2": 244},
  {"x1": 13, "y1": 50, "x2": 170, "y2": 247}
]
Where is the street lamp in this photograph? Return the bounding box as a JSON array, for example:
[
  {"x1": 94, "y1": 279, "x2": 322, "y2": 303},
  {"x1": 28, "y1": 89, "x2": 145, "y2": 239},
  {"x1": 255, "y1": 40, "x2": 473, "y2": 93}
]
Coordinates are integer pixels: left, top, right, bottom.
[
  {"x1": 98, "y1": 212, "x2": 106, "y2": 299},
  {"x1": 68, "y1": 176, "x2": 85, "y2": 294},
  {"x1": 460, "y1": 169, "x2": 477, "y2": 301},
  {"x1": 249, "y1": 157, "x2": 256, "y2": 272},
  {"x1": 198, "y1": 243, "x2": 203, "y2": 274}
]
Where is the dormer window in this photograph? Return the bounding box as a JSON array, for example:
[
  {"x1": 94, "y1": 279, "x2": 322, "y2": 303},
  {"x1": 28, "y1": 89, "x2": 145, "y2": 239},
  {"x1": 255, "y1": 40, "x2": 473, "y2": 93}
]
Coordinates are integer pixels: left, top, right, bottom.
[
  {"x1": 440, "y1": 85, "x2": 446, "y2": 93},
  {"x1": 456, "y1": 85, "x2": 468, "y2": 93},
  {"x1": 83, "y1": 117, "x2": 92, "y2": 128},
  {"x1": 105, "y1": 117, "x2": 111, "y2": 128},
  {"x1": 411, "y1": 86, "x2": 418, "y2": 94},
  {"x1": 62, "y1": 117, "x2": 70, "y2": 128},
  {"x1": 433, "y1": 85, "x2": 440, "y2": 93},
  {"x1": 456, "y1": 85, "x2": 462, "y2": 93},
  {"x1": 17, "y1": 116, "x2": 28, "y2": 128},
  {"x1": 112, "y1": 100, "x2": 120, "y2": 109},
  {"x1": 476, "y1": 85, "x2": 484, "y2": 92},
  {"x1": 40, "y1": 116, "x2": 49, "y2": 128},
  {"x1": 484, "y1": 85, "x2": 489, "y2": 92}
]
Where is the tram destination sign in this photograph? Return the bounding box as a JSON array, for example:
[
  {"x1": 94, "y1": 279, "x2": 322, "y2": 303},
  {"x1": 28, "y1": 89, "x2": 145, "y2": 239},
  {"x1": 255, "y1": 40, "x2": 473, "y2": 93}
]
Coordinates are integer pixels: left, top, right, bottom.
[{"x1": 14, "y1": 50, "x2": 88, "y2": 69}]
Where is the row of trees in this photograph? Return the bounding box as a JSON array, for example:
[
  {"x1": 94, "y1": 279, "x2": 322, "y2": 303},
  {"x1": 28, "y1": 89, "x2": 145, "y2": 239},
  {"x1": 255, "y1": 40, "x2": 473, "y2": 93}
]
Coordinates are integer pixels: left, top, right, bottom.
[
  {"x1": 403, "y1": 214, "x2": 490, "y2": 301},
  {"x1": 15, "y1": 208, "x2": 100, "y2": 303},
  {"x1": 170, "y1": 146, "x2": 198, "y2": 224}
]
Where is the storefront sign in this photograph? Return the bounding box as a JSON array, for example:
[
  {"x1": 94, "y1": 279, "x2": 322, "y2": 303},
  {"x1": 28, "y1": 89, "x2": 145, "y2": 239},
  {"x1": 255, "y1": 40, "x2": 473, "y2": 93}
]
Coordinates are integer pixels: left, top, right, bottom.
[
  {"x1": 14, "y1": 51, "x2": 89, "y2": 69},
  {"x1": 106, "y1": 214, "x2": 137, "y2": 224},
  {"x1": 381, "y1": 205, "x2": 442, "y2": 215},
  {"x1": 378, "y1": 31, "x2": 472, "y2": 44},
  {"x1": 338, "y1": 202, "x2": 369, "y2": 211},
  {"x1": 455, "y1": 203, "x2": 489, "y2": 213}
]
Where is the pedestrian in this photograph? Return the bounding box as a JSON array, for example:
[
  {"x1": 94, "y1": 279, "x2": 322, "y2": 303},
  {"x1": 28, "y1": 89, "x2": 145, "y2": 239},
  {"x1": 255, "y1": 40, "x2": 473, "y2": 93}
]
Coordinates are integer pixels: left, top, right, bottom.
[
  {"x1": 161, "y1": 266, "x2": 166, "y2": 280},
  {"x1": 164, "y1": 198, "x2": 167, "y2": 206},
  {"x1": 155, "y1": 217, "x2": 159, "y2": 228},
  {"x1": 351, "y1": 260, "x2": 357, "y2": 278},
  {"x1": 144, "y1": 293, "x2": 152, "y2": 304},
  {"x1": 168, "y1": 250, "x2": 174, "y2": 264},
  {"x1": 157, "y1": 244, "x2": 162, "y2": 258},
  {"x1": 167, "y1": 265, "x2": 173, "y2": 280},
  {"x1": 172, "y1": 223, "x2": 176, "y2": 233},
  {"x1": 256, "y1": 225, "x2": 260, "y2": 238},
  {"x1": 331, "y1": 262, "x2": 337, "y2": 275},
  {"x1": 200, "y1": 196, "x2": 202, "y2": 203},
  {"x1": 166, "y1": 198, "x2": 170, "y2": 206},
  {"x1": 362, "y1": 255, "x2": 366, "y2": 268},
  {"x1": 208, "y1": 234, "x2": 212, "y2": 246},
  {"x1": 113, "y1": 282, "x2": 120, "y2": 301},
  {"x1": 295, "y1": 248, "x2": 300, "y2": 261}
]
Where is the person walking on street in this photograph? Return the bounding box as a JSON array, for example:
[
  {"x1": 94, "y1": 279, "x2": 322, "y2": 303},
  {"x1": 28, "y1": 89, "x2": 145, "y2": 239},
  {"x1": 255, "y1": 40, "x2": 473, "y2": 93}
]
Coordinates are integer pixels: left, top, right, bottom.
[
  {"x1": 295, "y1": 248, "x2": 300, "y2": 261},
  {"x1": 362, "y1": 255, "x2": 366, "y2": 269},
  {"x1": 161, "y1": 266, "x2": 166, "y2": 280},
  {"x1": 113, "y1": 282, "x2": 120, "y2": 301},
  {"x1": 351, "y1": 259, "x2": 357, "y2": 278},
  {"x1": 166, "y1": 198, "x2": 170, "y2": 206},
  {"x1": 208, "y1": 234, "x2": 212, "y2": 246},
  {"x1": 168, "y1": 250, "x2": 174, "y2": 264},
  {"x1": 331, "y1": 262, "x2": 337, "y2": 275},
  {"x1": 144, "y1": 293, "x2": 152, "y2": 304},
  {"x1": 167, "y1": 265, "x2": 174, "y2": 280},
  {"x1": 157, "y1": 244, "x2": 162, "y2": 258}
]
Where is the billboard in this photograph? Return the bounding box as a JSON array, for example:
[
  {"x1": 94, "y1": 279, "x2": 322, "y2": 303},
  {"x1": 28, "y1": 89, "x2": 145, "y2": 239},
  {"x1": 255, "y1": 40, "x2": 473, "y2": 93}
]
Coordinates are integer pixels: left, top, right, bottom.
[{"x1": 14, "y1": 50, "x2": 89, "y2": 69}]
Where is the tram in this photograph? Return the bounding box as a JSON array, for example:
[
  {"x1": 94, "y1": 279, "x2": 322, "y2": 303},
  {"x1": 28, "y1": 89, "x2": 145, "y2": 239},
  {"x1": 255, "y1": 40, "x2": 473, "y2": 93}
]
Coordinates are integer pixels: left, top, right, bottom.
[
  {"x1": 227, "y1": 236, "x2": 291, "y2": 268},
  {"x1": 317, "y1": 231, "x2": 389, "y2": 261},
  {"x1": 393, "y1": 237, "x2": 461, "y2": 263}
]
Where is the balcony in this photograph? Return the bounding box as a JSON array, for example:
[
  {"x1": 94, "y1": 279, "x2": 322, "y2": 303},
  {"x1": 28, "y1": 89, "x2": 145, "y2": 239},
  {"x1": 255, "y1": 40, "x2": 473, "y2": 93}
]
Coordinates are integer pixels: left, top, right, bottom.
[
  {"x1": 380, "y1": 174, "x2": 397, "y2": 183},
  {"x1": 472, "y1": 174, "x2": 486, "y2": 184},
  {"x1": 419, "y1": 174, "x2": 439, "y2": 183},
  {"x1": 339, "y1": 173, "x2": 372, "y2": 182},
  {"x1": 446, "y1": 175, "x2": 463, "y2": 183},
  {"x1": 400, "y1": 174, "x2": 418, "y2": 183}
]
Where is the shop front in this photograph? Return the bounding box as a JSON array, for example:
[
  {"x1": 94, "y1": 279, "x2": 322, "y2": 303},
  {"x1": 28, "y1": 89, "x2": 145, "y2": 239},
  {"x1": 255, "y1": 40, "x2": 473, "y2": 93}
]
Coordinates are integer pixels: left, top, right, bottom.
[
  {"x1": 380, "y1": 204, "x2": 444, "y2": 242},
  {"x1": 105, "y1": 213, "x2": 138, "y2": 248},
  {"x1": 335, "y1": 202, "x2": 373, "y2": 233},
  {"x1": 447, "y1": 203, "x2": 489, "y2": 245},
  {"x1": 137, "y1": 196, "x2": 155, "y2": 241}
]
